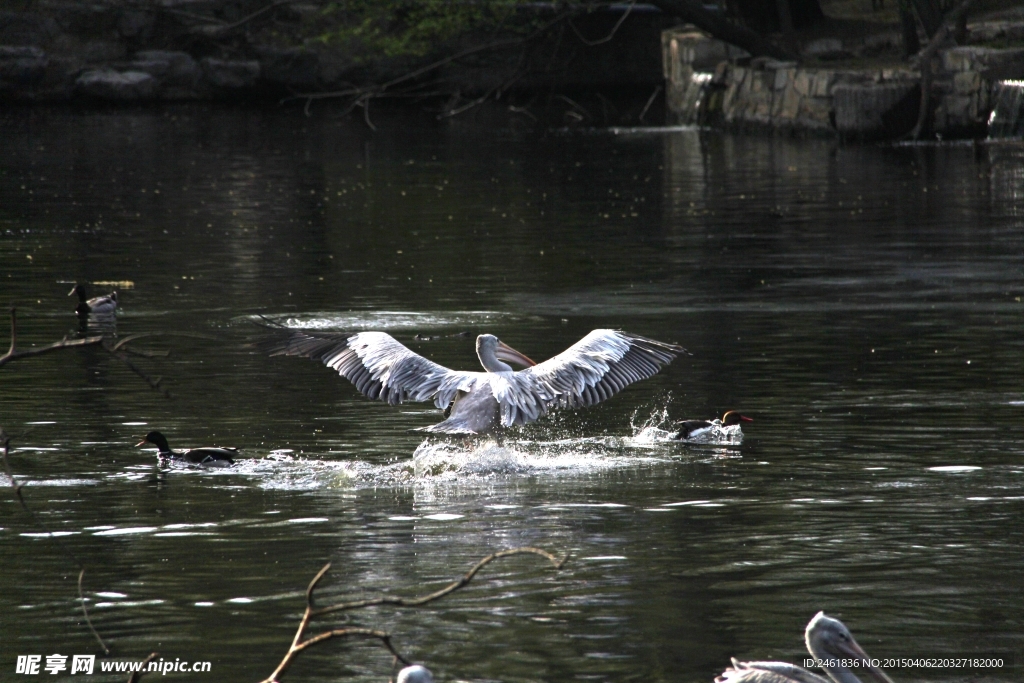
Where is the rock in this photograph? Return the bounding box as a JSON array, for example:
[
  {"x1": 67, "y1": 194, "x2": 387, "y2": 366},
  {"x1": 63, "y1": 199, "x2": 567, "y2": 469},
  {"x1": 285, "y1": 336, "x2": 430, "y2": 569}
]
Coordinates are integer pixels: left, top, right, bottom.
[
  {"x1": 857, "y1": 33, "x2": 901, "y2": 58},
  {"x1": 133, "y1": 50, "x2": 200, "y2": 87},
  {"x1": 669, "y1": 31, "x2": 748, "y2": 71},
  {"x1": 255, "y1": 46, "x2": 319, "y2": 89},
  {"x1": 75, "y1": 69, "x2": 157, "y2": 100},
  {"x1": 200, "y1": 58, "x2": 260, "y2": 89},
  {"x1": 833, "y1": 81, "x2": 918, "y2": 139},
  {"x1": 967, "y1": 20, "x2": 1024, "y2": 45},
  {"x1": 953, "y1": 70, "x2": 981, "y2": 95},
  {"x1": 803, "y1": 38, "x2": 851, "y2": 61},
  {"x1": 0, "y1": 46, "x2": 48, "y2": 85}
]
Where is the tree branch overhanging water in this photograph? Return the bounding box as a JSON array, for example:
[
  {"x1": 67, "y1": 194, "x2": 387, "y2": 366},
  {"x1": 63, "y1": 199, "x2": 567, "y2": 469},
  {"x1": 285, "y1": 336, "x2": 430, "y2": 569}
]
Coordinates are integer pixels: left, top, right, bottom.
[{"x1": 259, "y1": 547, "x2": 569, "y2": 683}]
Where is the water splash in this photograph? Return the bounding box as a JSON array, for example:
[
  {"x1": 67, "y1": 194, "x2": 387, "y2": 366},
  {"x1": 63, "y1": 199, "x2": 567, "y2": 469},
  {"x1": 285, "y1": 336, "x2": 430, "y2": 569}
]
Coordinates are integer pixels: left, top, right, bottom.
[
  {"x1": 408, "y1": 436, "x2": 663, "y2": 479},
  {"x1": 627, "y1": 404, "x2": 678, "y2": 444},
  {"x1": 249, "y1": 310, "x2": 522, "y2": 332},
  {"x1": 627, "y1": 405, "x2": 746, "y2": 446}
]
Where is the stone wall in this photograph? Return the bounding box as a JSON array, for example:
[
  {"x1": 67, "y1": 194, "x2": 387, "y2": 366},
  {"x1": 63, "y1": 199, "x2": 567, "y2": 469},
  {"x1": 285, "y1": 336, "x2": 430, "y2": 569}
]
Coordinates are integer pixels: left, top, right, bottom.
[
  {"x1": 0, "y1": 2, "x2": 670, "y2": 104},
  {"x1": 0, "y1": 1, "x2": 322, "y2": 102},
  {"x1": 663, "y1": 28, "x2": 1024, "y2": 141},
  {"x1": 935, "y1": 46, "x2": 1024, "y2": 136}
]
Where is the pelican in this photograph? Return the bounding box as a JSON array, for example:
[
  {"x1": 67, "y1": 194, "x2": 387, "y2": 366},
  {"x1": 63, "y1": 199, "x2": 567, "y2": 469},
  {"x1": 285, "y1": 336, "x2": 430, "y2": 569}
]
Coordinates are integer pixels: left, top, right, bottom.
[
  {"x1": 69, "y1": 283, "x2": 118, "y2": 317},
  {"x1": 716, "y1": 611, "x2": 894, "y2": 683},
  {"x1": 269, "y1": 329, "x2": 685, "y2": 434}
]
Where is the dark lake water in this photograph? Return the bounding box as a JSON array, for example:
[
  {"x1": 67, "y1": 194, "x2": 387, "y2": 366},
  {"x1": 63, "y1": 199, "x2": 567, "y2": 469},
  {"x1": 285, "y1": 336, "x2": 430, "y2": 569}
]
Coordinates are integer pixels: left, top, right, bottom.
[{"x1": 1, "y1": 105, "x2": 1023, "y2": 682}]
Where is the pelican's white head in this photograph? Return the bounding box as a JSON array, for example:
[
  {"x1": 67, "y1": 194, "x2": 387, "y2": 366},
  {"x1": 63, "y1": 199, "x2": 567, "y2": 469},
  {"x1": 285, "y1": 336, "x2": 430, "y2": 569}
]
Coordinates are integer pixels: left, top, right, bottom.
[
  {"x1": 805, "y1": 612, "x2": 894, "y2": 683},
  {"x1": 476, "y1": 334, "x2": 537, "y2": 372},
  {"x1": 396, "y1": 665, "x2": 434, "y2": 683}
]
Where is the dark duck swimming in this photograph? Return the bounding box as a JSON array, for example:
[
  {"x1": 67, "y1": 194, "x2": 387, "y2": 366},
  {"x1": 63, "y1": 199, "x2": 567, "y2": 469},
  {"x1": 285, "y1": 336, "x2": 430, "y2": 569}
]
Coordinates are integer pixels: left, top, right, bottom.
[
  {"x1": 136, "y1": 431, "x2": 237, "y2": 467},
  {"x1": 69, "y1": 283, "x2": 118, "y2": 317},
  {"x1": 673, "y1": 410, "x2": 752, "y2": 441}
]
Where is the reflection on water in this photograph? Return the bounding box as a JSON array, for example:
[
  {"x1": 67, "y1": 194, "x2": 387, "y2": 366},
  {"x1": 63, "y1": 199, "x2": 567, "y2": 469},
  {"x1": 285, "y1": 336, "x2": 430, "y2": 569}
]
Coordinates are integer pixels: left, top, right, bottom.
[{"x1": 1, "y1": 105, "x2": 1023, "y2": 682}]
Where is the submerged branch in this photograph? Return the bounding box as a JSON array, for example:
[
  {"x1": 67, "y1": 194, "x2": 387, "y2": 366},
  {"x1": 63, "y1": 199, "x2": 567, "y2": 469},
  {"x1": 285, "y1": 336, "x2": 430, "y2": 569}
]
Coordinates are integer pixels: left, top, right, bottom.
[
  {"x1": 0, "y1": 308, "x2": 103, "y2": 367},
  {"x1": 126, "y1": 652, "x2": 160, "y2": 683}
]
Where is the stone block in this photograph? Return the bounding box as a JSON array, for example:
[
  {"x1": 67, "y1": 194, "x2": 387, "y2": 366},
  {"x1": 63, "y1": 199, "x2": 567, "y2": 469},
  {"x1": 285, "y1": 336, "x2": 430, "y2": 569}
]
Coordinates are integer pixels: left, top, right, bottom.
[
  {"x1": 941, "y1": 95, "x2": 975, "y2": 125},
  {"x1": 780, "y1": 85, "x2": 802, "y2": 120},
  {"x1": 803, "y1": 38, "x2": 843, "y2": 58},
  {"x1": 793, "y1": 70, "x2": 811, "y2": 97},
  {"x1": 200, "y1": 58, "x2": 260, "y2": 89},
  {"x1": 858, "y1": 33, "x2": 901, "y2": 58},
  {"x1": 712, "y1": 61, "x2": 729, "y2": 84},
  {"x1": 773, "y1": 68, "x2": 789, "y2": 91},
  {"x1": 953, "y1": 70, "x2": 981, "y2": 95},
  {"x1": 664, "y1": 30, "x2": 748, "y2": 71},
  {"x1": 75, "y1": 69, "x2": 157, "y2": 100},
  {"x1": 939, "y1": 47, "x2": 1024, "y2": 76},
  {"x1": 941, "y1": 47, "x2": 976, "y2": 73},
  {"x1": 798, "y1": 97, "x2": 832, "y2": 125},
  {"x1": 834, "y1": 81, "x2": 918, "y2": 138},
  {"x1": 812, "y1": 71, "x2": 833, "y2": 98}
]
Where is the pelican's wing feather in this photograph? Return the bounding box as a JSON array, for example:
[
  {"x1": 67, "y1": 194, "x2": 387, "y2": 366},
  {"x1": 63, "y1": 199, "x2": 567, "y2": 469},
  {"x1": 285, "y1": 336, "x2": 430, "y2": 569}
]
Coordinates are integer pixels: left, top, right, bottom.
[
  {"x1": 499, "y1": 330, "x2": 684, "y2": 426},
  {"x1": 269, "y1": 330, "x2": 478, "y2": 407},
  {"x1": 715, "y1": 660, "x2": 831, "y2": 683}
]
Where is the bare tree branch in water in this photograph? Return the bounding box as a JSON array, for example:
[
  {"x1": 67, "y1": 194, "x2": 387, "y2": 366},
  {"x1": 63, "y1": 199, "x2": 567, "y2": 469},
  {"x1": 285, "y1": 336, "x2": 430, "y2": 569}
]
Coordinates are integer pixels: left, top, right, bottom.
[
  {"x1": 259, "y1": 547, "x2": 569, "y2": 683},
  {"x1": 0, "y1": 307, "x2": 217, "y2": 397},
  {"x1": 0, "y1": 308, "x2": 103, "y2": 367},
  {"x1": 1, "y1": 427, "x2": 111, "y2": 655},
  {"x1": 908, "y1": 0, "x2": 977, "y2": 140},
  {"x1": 126, "y1": 652, "x2": 160, "y2": 683}
]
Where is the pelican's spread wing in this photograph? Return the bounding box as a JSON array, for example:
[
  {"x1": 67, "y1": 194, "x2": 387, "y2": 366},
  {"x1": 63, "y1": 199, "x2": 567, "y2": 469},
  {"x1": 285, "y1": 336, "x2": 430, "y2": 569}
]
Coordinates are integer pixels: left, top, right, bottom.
[
  {"x1": 269, "y1": 331, "x2": 478, "y2": 408},
  {"x1": 496, "y1": 329, "x2": 684, "y2": 427}
]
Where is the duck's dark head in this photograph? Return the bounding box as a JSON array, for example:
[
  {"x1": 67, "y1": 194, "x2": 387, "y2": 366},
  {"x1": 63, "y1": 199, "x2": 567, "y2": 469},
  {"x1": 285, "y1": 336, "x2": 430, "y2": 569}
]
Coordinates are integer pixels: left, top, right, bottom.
[
  {"x1": 68, "y1": 283, "x2": 87, "y2": 302},
  {"x1": 721, "y1": 411, "x2": 752, "y2": 426},
  {"x1": 136, "y1": 431, "x2": 171, "y2": 453}
]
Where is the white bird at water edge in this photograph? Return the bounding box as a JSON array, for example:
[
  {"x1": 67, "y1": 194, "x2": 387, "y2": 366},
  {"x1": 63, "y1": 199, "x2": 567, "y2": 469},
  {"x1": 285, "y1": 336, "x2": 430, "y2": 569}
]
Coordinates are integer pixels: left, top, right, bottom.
[
  {"x1": 717, "y1": 611, "x2": 894, "y2": 683},
  {"x1": 268, "y1": 328, "x2": 685, "y2": 435}
]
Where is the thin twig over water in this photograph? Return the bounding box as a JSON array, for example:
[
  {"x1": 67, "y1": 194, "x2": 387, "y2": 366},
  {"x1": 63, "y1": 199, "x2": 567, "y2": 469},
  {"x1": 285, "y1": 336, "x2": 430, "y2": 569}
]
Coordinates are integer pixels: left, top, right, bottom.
[
  {"x1": 0, "y1": 307, "x2": 103, "y2": 367},
  {"x1": 259, "y1": 547, "x2": 568, "y2": 683}
]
